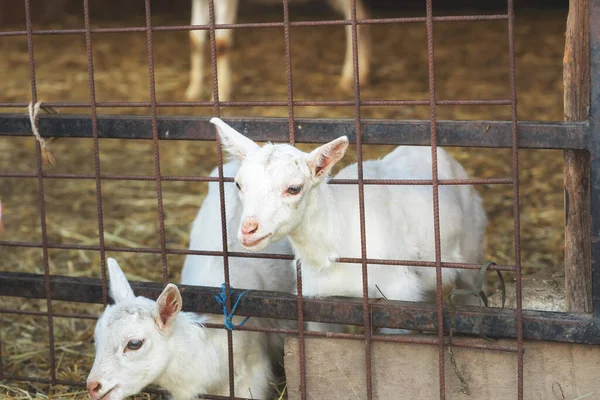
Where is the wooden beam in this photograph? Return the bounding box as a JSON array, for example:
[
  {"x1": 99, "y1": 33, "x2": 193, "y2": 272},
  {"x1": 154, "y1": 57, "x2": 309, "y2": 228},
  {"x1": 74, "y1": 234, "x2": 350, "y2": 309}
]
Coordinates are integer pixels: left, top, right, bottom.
[{"x1": 564, "y1": 0, "x2": 592, "y2": 313}]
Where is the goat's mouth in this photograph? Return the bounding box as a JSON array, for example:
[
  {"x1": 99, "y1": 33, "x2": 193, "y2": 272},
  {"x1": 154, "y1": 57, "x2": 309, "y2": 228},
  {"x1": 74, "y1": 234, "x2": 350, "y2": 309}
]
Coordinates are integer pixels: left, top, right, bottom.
[
  {"x1": 97, "y1": 385, "x2": 117, "y2": 400},
  {"x1": 241, "y1": 233, "x2": 272, "y2": 249}
]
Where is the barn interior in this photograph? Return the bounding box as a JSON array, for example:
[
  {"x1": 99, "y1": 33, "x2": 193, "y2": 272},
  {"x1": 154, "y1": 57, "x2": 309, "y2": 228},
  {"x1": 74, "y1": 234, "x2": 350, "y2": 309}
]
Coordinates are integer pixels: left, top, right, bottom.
[{"x1": 0, "y1": 0, "x2": 571, "y2": 398}]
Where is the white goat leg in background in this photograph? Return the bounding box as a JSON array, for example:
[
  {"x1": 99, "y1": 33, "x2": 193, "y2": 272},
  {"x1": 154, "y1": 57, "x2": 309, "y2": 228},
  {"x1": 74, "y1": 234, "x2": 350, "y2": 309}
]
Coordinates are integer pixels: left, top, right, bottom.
[
  {"x1": 210, "y1": 117, "x2": 489, "y2": 335},
  {"x1": 185, "y1": 0, "x2": 371, "y2": 101},
  {"x1": 326, "y1": 0, "x2": 371, "y2": 91},
  {"x1": 187, "y1": 0, "x2": 238, "y2": 101}
]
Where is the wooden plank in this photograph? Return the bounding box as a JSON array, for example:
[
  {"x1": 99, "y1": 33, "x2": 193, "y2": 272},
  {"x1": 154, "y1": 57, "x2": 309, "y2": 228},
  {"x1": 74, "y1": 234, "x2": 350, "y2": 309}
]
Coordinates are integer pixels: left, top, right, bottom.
[
  {"x1": 564, "y1": 0, "x2": 592, "y2": 312},
  {"x1": 284, "y1": 336, "x2": 600, "y2": 399}
]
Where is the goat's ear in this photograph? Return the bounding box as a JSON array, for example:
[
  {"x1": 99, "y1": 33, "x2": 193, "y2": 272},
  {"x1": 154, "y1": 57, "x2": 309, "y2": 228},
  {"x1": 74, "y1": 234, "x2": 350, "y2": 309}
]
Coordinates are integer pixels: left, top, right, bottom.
[
  {"x1": 210, "y1": 117, "x2": 260, "y2": 160},
  {"x1": 307, "y1": 136, "x2": 349, "y2": 179},
  {"x1": 154, "y1": 284, "x2": 182, "y2": 330},
  {"x1": 107, "y1": 258, "x2": 135, "y2": 303}
]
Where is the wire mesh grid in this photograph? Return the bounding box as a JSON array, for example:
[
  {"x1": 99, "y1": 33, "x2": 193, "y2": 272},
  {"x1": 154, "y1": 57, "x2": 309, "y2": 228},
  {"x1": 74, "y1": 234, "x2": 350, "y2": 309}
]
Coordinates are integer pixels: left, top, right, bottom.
[{"x1": 1, "y1": 0, "x2": 589, "y2": 399}]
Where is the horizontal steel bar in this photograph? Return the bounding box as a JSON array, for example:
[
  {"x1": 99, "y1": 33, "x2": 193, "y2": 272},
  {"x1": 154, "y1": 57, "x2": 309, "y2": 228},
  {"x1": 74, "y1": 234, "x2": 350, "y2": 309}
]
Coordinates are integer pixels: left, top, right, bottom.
[
  {"x1": 0, "y1": 172, "x2": 513, "y2": 186},
  {"x1": 0, "y1": 99, "x2": 509, "y2": 107},
  {"x1": 0, "y1": 308, "x2": 513, "y2": 352},
  {"x1": 1, "y1": 271, "x2": 598, "y2": 344},
  {"x1": 0, "y1": 115, "x2": 589, "y2": 149},
  {"x1": 0, "y1": 241, "x2": 514, "y2": 271},
  {"x1": 0, "y1": 15, "x2": 510, "y2": 37}
]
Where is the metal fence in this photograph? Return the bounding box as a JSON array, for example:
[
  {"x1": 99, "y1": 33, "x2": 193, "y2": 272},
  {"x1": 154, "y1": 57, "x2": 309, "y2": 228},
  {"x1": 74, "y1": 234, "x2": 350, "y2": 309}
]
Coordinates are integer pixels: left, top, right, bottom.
[{"x1": 0, "y1": 0, "x2": 598, "y2": 399}]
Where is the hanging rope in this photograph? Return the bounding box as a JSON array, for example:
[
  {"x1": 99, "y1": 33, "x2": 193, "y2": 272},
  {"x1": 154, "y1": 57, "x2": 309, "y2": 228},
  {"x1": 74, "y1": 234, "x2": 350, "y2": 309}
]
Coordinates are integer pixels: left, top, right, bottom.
[{"x1": 28, "y1": 101, "x2": 57, "y2": 166}]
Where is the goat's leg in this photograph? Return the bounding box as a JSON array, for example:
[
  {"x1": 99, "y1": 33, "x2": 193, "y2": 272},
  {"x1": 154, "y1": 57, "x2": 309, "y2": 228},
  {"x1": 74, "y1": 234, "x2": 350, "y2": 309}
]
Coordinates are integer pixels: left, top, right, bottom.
[
  {"x1": 326, "y1": 0, "x2": 372, "y2": 92},
  {"x1": 212, "y1": 0, "x2": 239, "y2": 102},
  {"x1": 186, "y1": 0, "x2": 208, "y2": 100}
]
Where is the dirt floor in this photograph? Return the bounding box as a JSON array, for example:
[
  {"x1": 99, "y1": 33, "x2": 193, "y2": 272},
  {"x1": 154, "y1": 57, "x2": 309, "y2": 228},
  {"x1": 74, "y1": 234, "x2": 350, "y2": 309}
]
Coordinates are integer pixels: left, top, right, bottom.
[{"x1": 0, "y1": 5, "x2": 568, "y2": 399}]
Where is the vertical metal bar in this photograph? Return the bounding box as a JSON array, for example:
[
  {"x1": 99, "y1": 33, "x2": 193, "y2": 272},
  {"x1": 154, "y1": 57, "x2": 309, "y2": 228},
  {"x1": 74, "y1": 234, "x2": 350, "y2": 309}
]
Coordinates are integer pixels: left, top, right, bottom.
[
  {"x1": 82, "y1": 0, "x2": 108, "y2": 306},
  {"x1": 23, "y1": 0, "x2": 57, "y2": 385},
  {"x1": 206, "y1": 1, "x2": 235, "y2": 398},
  {"x1": 507, "y1": 0, "x2": 524, "y2": 398},
  {"x1": 350, "y1": 0, "x2": 373, "y2": 398},
  {"x1": 281, "y1": 2, "x2": 306, "y2": 399},
  {"x1": 588, "y1": 0, "x2": 600, "y2": 316},
  {"x1": 143, "y1": 0, "x2": 169, "y2": 286},
  {"x1": 282, "y1": 0, "x2": 296, "y2": 146},
  {"x1": 424, "y1": 1, "x2": 446, "y2": 398},
  {"x1": 295, "y1": 259, "x2": 307, "y2": 400}
]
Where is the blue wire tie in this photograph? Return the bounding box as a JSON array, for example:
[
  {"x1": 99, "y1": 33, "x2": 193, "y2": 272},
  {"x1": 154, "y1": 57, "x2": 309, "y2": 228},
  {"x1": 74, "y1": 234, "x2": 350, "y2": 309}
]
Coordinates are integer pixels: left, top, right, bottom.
[{"x1": 215, "y1": 283, "x2": 251, "y2": 330}]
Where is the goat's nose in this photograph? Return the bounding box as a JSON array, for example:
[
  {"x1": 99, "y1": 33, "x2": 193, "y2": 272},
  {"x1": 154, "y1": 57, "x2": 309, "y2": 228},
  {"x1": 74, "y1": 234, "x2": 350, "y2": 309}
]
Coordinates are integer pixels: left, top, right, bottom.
[
  {"x1": 241, "y1": 219, "x2": 259, "y2": 235},
  {"x1": 87, "y1": 380, "x2": 102, "y2": 398}
]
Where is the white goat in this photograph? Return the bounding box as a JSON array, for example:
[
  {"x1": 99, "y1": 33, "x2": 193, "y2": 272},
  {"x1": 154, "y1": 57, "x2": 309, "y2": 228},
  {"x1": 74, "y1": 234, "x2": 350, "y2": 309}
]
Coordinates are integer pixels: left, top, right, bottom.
[
  {"x1": 87, "y1": 162, "x2": 296, "y2": 399},
  {"x1": 186, "y1": 0, "x2": 371, "y2": 101},
  {"x1": 210, "y1": 118, "x2": 489, "y2": 334},
  {"x1": 86, "y1": 259, "x2": 278, "y2": 400}
]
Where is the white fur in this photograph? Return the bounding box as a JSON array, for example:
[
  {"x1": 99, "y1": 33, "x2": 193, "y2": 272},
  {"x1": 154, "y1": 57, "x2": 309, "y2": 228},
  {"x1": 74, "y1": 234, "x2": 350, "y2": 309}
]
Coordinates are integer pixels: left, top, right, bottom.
[
  {"x1": 87, "y1": 259, "x2": 276, "y2": 400},
  {"x1": 211, "y1": 118, "x2": 489, "y2": 334},
  {"x1": 185, "y1": 0, "x2": 371, "y2": 101},
  {"x1": 87, "y1": 162, "x2": 296, "y2": 400}
]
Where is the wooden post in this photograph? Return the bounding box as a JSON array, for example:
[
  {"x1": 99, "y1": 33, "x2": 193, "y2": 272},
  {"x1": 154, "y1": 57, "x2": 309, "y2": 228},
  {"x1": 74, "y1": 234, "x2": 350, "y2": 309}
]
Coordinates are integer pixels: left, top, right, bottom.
[{"x1": 564, "y1": 0, "x2": 592, "y2": 313}]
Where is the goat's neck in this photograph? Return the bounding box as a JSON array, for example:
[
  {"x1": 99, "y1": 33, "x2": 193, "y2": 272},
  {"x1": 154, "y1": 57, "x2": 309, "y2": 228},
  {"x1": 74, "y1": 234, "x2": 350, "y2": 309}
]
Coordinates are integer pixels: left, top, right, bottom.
[
  {"x1": 289, "y1": 182, "x2": 341, "y2": 270},
  {"x1": 155, "y1": 314, "x2": 220, "y2": 399}
]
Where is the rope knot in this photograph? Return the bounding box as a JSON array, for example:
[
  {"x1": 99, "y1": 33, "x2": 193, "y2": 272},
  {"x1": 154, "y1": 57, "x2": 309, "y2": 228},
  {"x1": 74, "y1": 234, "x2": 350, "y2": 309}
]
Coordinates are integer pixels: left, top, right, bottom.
[{"x1": 214, "y1": 283, "x2": 251, "y2": 330}]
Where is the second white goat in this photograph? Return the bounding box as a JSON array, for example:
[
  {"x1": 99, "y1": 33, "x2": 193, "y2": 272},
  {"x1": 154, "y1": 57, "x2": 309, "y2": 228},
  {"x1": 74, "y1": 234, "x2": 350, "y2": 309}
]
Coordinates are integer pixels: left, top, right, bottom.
[{"x1": 86, "y1": 259, "x2": 279, "y2": 400}]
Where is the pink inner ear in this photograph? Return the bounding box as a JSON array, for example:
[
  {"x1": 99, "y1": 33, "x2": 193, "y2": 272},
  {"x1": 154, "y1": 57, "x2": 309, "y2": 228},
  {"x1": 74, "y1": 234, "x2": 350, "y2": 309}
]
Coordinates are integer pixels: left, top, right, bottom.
[
  {"x1": 313, "y1": 141, "x2": 346, "y2": 177},
  {"x1": 159, "y1": 290, "x2": 180, "y2": 327},
  {"x1": 314, "y1": 159, "x2": 329, "y2": 177}
]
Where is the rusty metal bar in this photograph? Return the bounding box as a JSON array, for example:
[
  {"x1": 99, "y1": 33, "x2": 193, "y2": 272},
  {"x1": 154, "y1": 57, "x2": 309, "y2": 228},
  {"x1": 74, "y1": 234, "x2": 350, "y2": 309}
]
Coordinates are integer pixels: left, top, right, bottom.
[
  {"x1": 0, "y1": 304, "x2": 519, "y2": 352},
  {"x1": 143, "y1": 0, "x2": 169, "y2": 287},
  {"x1": 424, "y1": 0, "x2": 446, "y2": 397},
  {"x1": 0, "y1": 14, "x2": 510, "y2": 38},
  {"x1": 0, "y1": 171, "x2": 514, "y2": 186},
  {"x1": 348, "y1": 0, "x2": 374, "y2": 398},
  {"x1": 82, "y1": 0, "x2": 109, "y2": 307},
  {"x1": 0, "y1": 114, "x2": 587, "y2": 149},
  {"x1": 22, "y1": 0, "x2": 57, "y2": 386},
  {"x1": 2, "y1": 271, "x2": 599, "y2": 345},
  {"x1": 204, "y1": 0, "x2": 236, "y2": 398},
  {"x1": 279, "y1": 2, "x2": 308, "y2": 399},
  {"x1": 0, "y1": 239, "x2": 516, "y2": 272},
  {"x1": 507, "y1": 0, "x2": 524, "y2": 398},
  {"x1": 0, "y1": 99, "x2": 512, "y2": 107}
]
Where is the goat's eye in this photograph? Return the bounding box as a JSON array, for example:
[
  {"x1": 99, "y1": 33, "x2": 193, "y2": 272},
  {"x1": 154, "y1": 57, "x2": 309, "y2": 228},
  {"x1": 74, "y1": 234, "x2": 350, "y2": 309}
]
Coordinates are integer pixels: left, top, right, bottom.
[
  {"x1": 286, "y1": 185, "x2": 302, "y2": 195},
  {"x1": 126, "y1": 339, "x2": 144, "y2": 351},
  {"x1": 235, "y1": 181, "x2": 241, "y2": 191}
]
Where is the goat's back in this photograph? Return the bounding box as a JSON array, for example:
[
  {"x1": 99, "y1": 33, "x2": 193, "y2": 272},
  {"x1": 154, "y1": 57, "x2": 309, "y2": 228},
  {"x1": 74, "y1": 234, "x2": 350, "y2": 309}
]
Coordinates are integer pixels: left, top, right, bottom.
[{"x1": 331, "y1": 146, "x2": 487, "y2": 265}]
